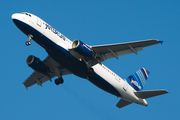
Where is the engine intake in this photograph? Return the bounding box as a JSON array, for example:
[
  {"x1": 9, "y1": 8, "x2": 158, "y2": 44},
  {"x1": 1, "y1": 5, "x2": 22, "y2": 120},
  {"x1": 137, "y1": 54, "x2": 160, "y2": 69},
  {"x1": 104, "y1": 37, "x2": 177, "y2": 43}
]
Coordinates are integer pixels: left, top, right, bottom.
[
  {"x1": 72, "y1": 39, "x2": 94, "y2": 58},
  {"x1": 26, "y1": 55, "x2": 50, "y2": 75}
]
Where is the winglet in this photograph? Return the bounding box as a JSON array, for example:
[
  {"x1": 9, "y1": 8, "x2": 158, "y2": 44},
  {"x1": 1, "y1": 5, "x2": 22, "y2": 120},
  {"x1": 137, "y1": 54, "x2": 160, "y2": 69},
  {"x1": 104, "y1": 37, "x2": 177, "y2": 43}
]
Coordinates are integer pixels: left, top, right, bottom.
[{"x1": 159, "y1": 41, "x2": 163, "y2": 45}]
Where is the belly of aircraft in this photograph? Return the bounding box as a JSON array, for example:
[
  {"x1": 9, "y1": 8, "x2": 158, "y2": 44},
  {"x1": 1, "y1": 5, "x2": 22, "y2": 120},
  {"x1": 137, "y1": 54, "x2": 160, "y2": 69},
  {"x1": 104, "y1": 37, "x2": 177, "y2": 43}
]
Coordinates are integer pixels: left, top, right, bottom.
[
  {"x1": 46, "y1": 47, "x2": 89, "y2": 79},
  {"x1": 87, "y1": 73, "x2": 121, "y2": 97}
]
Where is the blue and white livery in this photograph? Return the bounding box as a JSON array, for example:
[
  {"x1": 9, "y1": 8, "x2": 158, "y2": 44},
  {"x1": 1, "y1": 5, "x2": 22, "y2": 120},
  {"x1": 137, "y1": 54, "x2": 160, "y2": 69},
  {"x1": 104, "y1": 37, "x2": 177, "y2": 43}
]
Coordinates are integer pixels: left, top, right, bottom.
[
  {"x1": 12, "y1": 12, "x2": 168, "y2": 108},
  {"x1": 126, "y1": 68, "x2": 149, "y2": 91}
]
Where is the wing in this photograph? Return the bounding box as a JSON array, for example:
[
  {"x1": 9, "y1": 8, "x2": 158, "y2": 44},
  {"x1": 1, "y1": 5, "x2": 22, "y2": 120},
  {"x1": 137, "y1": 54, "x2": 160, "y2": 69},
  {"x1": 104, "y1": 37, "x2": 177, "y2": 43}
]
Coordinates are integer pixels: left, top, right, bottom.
[
  {"x1": 23, "y1": 56, "x2": 71, "y2": 89},
  {"x1": 92, "y1": 39, "x2": 163, "y2": 61}
]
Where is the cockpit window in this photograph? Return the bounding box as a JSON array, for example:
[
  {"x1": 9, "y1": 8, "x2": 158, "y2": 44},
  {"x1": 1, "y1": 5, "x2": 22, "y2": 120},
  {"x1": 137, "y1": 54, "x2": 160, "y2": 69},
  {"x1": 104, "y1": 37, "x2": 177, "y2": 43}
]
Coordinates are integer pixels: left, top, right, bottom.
[{"x1": 21, "y1": 12, "x2": 31, "y2": 17}]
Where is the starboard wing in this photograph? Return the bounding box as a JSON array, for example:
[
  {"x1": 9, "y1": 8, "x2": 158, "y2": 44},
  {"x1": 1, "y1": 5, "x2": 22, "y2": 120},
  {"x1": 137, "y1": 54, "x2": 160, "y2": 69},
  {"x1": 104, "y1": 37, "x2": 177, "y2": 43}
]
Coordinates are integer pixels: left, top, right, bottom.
[{"x1": 23, "y1": 55, "x2": 71, "y2": 89}]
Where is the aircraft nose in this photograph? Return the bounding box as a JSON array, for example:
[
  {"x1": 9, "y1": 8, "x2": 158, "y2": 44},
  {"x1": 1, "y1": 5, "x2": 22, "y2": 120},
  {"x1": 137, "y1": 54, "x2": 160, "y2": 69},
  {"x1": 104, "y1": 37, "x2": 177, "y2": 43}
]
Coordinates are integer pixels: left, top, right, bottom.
[
  {"x1": 12, "y1": 13, "x2": 18, "y2": 20},
  {"x1": 12, "y1": 14, "x2": 18, "y2": 26},
  {"x1": 12, "y1": 13, "x2": 23, "y2": 22},
  {"x1": 12, "y1": 13, "x2": 19, "y2": 24},
  {"x1": 12, "y1": 13, "x2": 23, "y2": 27}
]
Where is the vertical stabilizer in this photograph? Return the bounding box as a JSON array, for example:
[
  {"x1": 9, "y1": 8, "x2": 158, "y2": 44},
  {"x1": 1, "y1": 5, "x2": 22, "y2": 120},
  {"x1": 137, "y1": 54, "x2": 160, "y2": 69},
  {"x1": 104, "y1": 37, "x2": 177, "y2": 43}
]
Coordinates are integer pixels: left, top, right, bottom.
[{"x1": 125, "y1": 68, "x2": 149, "y2": 91}]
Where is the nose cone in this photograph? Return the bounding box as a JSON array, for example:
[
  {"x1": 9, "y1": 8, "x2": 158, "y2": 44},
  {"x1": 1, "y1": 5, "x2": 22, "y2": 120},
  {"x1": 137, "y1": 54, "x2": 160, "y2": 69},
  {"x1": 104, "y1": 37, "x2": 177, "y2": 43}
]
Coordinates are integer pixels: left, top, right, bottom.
[
  {"x1": 12, "y1": 13, "x2": 19, "y2": 24},
  {"x1": 12, "y1": 13, "x2": 15, "y2": 19},
  {"x1": 12, "y1": 13, "x2": 19, "y2": 20},
  {"x1": 12, "y1": 13, "x2": 23, "y2": 24},
  {"x1": 12, "y1": 13, "x2": 24, "y2": 29}
]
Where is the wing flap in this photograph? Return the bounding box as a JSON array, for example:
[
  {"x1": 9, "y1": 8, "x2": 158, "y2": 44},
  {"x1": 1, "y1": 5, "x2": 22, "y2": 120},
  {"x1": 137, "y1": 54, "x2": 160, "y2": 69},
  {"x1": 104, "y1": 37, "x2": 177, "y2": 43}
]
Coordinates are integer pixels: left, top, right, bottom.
[
  {"x1": 134, "y1": 90, "x2": 168, "y2": 99},
  {"x1": 23, "y1": 71, "x2": 45, "y2": 88},
  {"x1": 40, "y1": 69, "x2": 72, "y2": 84},
  {"x1": 116, "y1": 99, "x2": 132, "y2": 108},
  {"x1": 101, "y1": 47, "x2": 143, "y2": 61}
]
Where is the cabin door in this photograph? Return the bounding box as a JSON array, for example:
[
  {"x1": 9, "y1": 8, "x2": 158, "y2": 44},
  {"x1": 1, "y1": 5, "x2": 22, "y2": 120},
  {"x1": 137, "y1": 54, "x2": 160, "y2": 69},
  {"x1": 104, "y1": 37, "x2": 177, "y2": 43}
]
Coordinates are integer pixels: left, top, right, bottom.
[
  {"x1": 123, "y1": 80, "x2": 128, "y2": 91},
  {"x1": 37, "y1": 17, "x2": 42, "y2": 27}
]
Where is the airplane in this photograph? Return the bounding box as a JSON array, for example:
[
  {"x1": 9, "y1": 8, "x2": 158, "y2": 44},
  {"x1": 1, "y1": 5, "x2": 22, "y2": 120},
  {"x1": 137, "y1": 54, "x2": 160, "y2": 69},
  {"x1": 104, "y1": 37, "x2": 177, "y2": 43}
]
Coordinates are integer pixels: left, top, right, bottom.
[{"x1": 12, "y1": 12, "x2": 168, "y2": 108}]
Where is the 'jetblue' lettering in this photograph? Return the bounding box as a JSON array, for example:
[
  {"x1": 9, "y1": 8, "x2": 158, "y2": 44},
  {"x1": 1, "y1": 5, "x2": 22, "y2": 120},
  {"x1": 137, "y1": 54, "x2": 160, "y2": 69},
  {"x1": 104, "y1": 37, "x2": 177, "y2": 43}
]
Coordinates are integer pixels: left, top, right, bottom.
[{"x1": 45, "y1": 23, "x2": 66, "y2": 41}]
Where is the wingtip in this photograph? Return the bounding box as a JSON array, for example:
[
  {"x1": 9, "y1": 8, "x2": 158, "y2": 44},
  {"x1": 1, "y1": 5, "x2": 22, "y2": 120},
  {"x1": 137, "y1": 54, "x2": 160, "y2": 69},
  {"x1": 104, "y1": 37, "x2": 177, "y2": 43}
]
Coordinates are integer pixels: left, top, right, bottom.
[
  {"x1": 164, "y1": 90, "x2": 169, "y2": 93},
  {"x1": 159, "y1": 41, "x2": 163, "y2": 45}
]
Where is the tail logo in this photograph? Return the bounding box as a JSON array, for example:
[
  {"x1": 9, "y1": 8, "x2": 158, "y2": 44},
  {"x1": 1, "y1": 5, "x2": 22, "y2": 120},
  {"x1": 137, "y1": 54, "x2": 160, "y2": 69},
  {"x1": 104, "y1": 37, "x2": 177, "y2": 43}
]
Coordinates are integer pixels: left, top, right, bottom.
[
  {"x1": 131, "y1": 79, "x2": 141, "y2": 89},
  {"x1": 125, "y1": 68, "x2": 150, "y2": 91}
]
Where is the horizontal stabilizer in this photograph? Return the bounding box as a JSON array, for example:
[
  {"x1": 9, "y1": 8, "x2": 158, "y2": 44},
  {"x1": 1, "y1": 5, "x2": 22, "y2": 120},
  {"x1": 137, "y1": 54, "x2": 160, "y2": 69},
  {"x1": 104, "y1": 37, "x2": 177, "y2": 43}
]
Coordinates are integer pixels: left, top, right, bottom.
[
  {"x1": 134, "y1": 90, "x2": 168, "y2": 99},
  {"x1": 116, "y1": 99, "x2": 132, "y2": 108}
]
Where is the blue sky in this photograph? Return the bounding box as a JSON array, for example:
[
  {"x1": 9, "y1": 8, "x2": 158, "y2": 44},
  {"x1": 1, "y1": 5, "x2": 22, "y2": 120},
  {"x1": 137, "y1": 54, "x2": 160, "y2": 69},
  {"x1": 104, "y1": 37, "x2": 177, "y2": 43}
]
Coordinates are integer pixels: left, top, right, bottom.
[{"x1": 0, "y1": 0, "x2": 179, "y2": 119}]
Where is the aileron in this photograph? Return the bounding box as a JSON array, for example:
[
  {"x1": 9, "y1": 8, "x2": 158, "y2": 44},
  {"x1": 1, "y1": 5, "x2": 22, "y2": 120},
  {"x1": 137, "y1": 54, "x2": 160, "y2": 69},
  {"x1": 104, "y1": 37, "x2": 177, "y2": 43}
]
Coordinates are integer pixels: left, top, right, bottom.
[{"x1": 101, "y1": 47, "x2": 143, "y2": 61}]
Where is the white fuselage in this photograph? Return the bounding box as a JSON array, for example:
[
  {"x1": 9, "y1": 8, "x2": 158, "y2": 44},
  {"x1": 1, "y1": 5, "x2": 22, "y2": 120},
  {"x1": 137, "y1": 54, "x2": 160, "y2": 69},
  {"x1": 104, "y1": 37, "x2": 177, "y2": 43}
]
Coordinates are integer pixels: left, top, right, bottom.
[{"x1": 12, "y1": 12, "x2": 147, "y2": 106}]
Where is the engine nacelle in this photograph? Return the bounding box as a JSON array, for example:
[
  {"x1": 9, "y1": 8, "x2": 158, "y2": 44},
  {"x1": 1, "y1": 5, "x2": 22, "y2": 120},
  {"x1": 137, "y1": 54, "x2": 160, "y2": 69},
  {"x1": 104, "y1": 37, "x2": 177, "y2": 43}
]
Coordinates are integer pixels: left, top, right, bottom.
[
  {"x1": 72, "y1": 39, "x2": 94, "y2": 58},
  {"x1": 26, "y1": 55, "x2": 50, "y2": 75}
]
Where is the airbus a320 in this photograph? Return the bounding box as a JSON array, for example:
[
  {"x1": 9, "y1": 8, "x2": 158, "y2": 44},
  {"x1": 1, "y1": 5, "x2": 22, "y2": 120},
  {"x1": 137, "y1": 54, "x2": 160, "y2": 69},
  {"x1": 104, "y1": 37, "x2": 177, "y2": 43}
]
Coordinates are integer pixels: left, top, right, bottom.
[{"x1": 12, "y1": 12, "x2": 168, "y2": 108}]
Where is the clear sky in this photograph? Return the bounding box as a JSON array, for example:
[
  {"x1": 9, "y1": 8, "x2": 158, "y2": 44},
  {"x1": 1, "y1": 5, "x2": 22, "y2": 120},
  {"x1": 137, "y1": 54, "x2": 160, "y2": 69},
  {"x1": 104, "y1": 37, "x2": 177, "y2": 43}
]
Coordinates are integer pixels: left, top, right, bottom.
[{"x1": 0, "y1": 0, "x2": 179, "y2": 119}]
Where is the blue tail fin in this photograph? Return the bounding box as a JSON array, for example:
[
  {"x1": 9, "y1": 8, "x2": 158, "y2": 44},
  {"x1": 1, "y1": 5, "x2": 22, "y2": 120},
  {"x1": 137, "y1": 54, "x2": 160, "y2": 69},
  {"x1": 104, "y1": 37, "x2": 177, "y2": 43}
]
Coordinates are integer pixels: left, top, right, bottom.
[{"x1": 125, "y1": 68, "x2": 150, "y2": 91}]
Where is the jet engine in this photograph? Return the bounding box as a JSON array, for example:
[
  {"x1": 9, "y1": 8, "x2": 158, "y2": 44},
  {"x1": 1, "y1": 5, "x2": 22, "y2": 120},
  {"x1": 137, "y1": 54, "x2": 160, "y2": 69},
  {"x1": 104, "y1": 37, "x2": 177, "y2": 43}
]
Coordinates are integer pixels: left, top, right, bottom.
[
  {"x1": 26, "y1": 55, "x2": 50, "y2": 75},
  {"x1": 72, "y1": 39, "x2": 94, "y2": 58}
]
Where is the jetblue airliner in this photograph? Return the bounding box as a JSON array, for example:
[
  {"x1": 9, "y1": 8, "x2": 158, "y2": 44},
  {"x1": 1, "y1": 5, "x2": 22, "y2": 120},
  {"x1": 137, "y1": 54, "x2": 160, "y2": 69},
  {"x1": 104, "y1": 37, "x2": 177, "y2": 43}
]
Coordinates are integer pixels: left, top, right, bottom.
[{"x1": 12, "y1": 12, "x2": 168, "y2": 108}]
